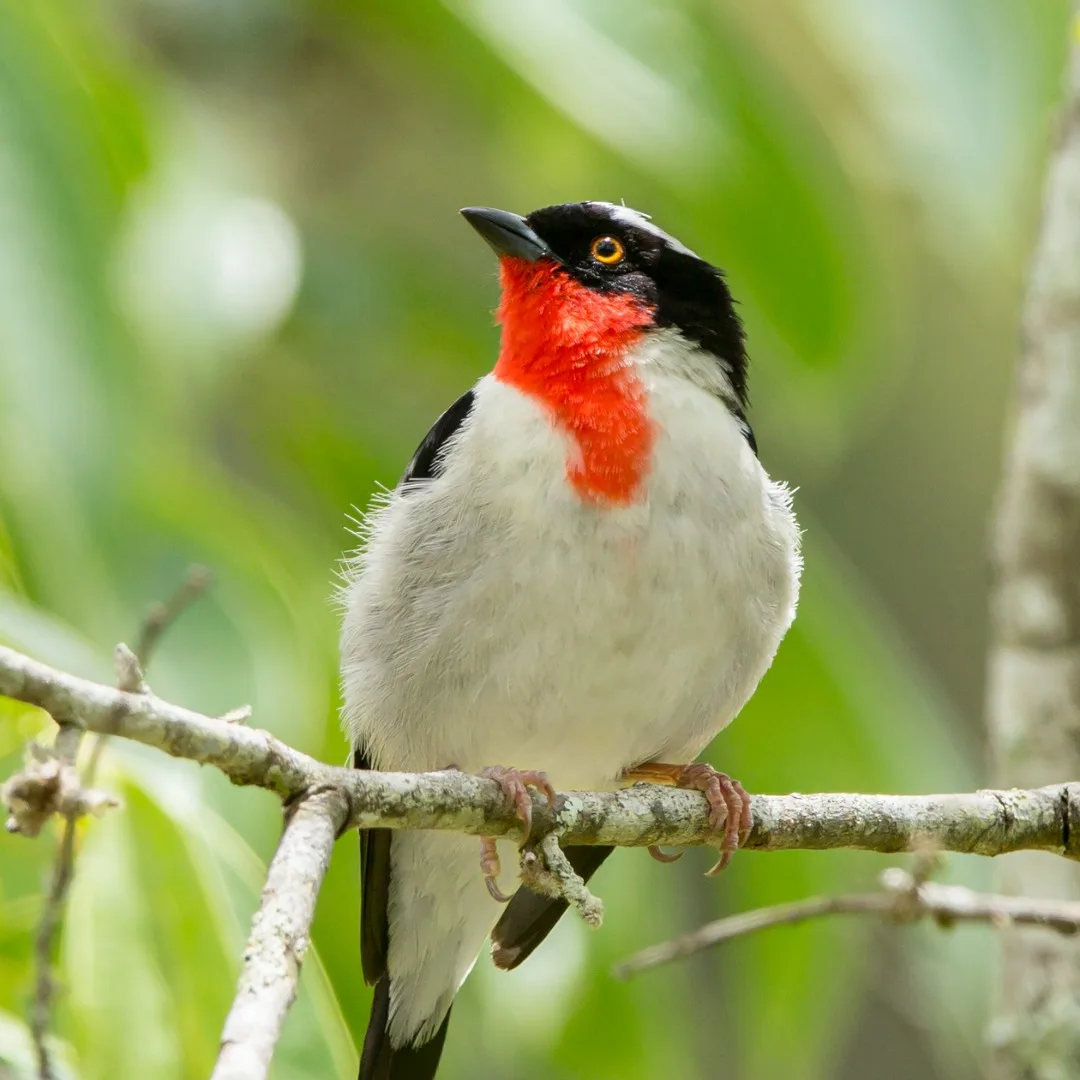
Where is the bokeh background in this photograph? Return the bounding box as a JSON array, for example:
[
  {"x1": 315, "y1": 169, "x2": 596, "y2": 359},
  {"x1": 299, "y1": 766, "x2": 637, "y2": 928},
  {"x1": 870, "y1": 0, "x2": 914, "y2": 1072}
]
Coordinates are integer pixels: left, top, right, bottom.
[{"x1": 0, "y1": 1, "x2": 1072, "y2": 1077}]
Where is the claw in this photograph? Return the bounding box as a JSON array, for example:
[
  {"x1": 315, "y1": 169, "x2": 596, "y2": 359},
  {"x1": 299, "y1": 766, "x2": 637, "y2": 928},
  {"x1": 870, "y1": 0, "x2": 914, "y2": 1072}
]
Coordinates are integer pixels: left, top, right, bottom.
[
  {"x1": 480, "y1": 837, "x2": 512, "y2": 902},
  {"x1": 477, "y1": 766, "x2": 559, "y2": 902},
  {"x1": 648, "y1": 844, "x2": 683, "y2": 864}
]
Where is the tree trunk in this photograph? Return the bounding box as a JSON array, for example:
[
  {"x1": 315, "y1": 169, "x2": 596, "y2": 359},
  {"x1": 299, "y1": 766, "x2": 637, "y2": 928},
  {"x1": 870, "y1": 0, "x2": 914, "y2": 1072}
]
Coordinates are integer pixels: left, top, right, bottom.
[{"x1": 987, "y1": 8, "x2": 1080, "y2": 1078}]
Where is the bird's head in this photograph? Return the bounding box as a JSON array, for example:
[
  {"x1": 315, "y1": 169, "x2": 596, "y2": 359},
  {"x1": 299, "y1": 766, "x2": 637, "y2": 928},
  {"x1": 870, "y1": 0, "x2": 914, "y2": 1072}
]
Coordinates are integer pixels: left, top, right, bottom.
[{"x1": 461, "y1": 201, "x2": 748, "y2": 409}]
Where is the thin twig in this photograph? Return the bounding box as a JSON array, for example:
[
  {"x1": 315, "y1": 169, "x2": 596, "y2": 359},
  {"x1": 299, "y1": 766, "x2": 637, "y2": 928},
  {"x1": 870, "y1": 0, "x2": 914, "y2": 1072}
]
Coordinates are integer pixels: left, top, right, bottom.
[
  {"x1": 134, "y1": 564, "x2": 212, "y2": 673},
  {"x1": 29, "y1": 818, "x2": 75, "y2": 1080},
  {"x1": 26, "y1": 723, "x2": 82, "y2": 1080},
  {"x1": 520, "y1": 834, "x2": 604, "y2": 927},
  {"x1": 615, "y1": 894, "x2": 892, "y2": 978},
  {"x1": 210, "y1": 788, "x2": 348, "y2": 1080},
  {"x1": 25, "y1": 569, "x2": 210, "y2": 1079},
  {"x1": 85, "y1": 567, "x2": 211, "y2": 783},
  {"x1": 613, "y1": 869, "x2": 1080, "y2": 979}
]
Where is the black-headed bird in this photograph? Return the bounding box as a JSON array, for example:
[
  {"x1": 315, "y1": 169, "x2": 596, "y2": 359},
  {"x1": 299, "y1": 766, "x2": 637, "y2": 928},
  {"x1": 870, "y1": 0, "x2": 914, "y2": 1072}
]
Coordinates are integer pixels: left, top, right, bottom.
[{"x1": 340, "y1": 202, "x2": 802, "y2": 1079}]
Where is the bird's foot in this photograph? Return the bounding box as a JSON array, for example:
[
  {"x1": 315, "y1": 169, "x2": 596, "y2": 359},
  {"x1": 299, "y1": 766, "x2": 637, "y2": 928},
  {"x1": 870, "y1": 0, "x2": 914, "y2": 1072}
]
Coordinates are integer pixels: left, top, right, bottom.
[
  {"x1": 623, "y1": 761, "x2": 752, "y2": 876},
  {"x1": 477, "y1": 766, "x2": 558, "y2": 903},
  {"x1": 678, "y1": 763, "x2": 751, "y2": 875}
]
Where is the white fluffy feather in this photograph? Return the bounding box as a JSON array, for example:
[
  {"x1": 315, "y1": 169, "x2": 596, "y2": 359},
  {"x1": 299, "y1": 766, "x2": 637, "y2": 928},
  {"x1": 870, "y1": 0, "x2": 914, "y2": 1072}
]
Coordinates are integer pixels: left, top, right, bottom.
[{"x1": 340, "y1": 332, "x2": 801, "y2": 1046}]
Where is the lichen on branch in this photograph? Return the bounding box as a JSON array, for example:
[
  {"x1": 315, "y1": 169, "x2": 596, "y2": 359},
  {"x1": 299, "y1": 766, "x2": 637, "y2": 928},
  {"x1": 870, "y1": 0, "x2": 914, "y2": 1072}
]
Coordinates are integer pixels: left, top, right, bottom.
[{"x1": 1, "y1": 643, "x2": 1078, "y2": 861}]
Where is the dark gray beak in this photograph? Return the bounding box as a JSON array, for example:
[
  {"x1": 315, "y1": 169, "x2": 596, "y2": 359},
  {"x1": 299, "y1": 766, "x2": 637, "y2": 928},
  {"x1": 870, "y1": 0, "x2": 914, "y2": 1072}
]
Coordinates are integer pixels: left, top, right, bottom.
[{"x1": 460, "y1": 207, "x2": 558, "y2": 263}]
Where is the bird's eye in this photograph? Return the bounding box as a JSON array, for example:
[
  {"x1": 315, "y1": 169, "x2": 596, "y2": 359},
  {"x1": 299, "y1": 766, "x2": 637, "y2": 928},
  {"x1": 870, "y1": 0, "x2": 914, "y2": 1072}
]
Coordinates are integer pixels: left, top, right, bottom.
[{"x1": 590, "y1": 236, "x2": 625, "y2": 266}]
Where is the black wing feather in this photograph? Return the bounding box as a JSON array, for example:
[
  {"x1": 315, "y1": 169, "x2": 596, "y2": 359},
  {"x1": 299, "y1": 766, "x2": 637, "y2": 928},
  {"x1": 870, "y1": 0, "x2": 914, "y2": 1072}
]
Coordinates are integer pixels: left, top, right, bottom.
[
  {"x1": 400, "y1": 390, "x2": 475, "y2": 489},
  {"x1": 490, "y1": 845, "x2": 615, "y2": 970},
  {"x1": 359, "y1": 978, "x2": 452, "y2": 1080},
  {"x1": 355, "y1": 747, "x2": 391, "y2": 984}
]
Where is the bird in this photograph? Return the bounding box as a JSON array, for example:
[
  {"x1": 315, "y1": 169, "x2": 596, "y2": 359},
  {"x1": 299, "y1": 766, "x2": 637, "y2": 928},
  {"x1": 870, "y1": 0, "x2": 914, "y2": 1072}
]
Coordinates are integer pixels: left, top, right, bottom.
[{"x1": 339, "y1": 201, "x2": 802, "y2": 1079}]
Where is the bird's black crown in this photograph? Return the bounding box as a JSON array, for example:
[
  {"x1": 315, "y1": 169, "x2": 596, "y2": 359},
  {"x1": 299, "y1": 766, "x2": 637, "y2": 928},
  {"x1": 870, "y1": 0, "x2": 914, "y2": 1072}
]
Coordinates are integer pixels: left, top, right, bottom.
[{"x1": 525, "y1": 201, "x2": 748, "y2": 407}]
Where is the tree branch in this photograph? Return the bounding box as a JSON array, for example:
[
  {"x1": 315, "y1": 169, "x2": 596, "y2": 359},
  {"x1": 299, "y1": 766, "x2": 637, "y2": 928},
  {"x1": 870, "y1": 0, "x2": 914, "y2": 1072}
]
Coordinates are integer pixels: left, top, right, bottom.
[
  {"x1": 211, "y1": 788, "x2": 348, "y2": 1080},
  {"x1": 2, "y1": 643, "x2": 1080, "y2": 858},
  {"x1": 614, "y1": 868, "x2": 1080, "y2": 980}
]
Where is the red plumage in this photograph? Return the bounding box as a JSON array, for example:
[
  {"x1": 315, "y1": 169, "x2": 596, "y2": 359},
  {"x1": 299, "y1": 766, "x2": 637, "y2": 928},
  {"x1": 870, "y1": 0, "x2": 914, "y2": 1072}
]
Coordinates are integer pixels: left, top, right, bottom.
[{"x1": 493, "y1": 257, "x2": 656, "y2": 505}]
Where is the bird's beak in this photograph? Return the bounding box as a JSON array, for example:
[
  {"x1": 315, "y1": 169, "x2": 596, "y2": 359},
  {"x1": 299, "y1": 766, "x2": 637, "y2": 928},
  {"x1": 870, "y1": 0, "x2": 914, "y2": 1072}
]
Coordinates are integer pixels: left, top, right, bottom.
[{"x1": 460, "y1": 207, "x2": 558, "y2": 263}]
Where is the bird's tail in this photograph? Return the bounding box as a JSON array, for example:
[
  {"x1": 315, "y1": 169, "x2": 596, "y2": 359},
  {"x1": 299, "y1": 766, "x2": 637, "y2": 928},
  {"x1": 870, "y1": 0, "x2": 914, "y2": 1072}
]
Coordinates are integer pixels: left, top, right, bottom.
[{"x1": 359, "y1": 978, "x2": 453, "y2": 1080}]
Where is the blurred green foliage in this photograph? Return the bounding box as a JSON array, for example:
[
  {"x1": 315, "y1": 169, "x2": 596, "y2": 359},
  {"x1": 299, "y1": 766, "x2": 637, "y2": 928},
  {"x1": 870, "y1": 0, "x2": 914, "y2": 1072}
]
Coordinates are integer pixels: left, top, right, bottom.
[{"x1": 0, "y1": 1, "x2": 1071, "y2": 1077}]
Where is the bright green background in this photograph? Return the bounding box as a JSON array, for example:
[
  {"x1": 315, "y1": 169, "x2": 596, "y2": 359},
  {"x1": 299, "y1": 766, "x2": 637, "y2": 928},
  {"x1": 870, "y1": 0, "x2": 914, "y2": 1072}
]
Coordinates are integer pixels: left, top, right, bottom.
[{"x1": 0, "y1": 2, "x2": 1071, "y2": 1077}]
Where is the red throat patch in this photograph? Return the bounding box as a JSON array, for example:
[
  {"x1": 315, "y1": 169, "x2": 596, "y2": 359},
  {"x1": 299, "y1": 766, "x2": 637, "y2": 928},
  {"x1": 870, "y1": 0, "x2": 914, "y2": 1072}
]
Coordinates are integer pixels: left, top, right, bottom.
[{"x1": 493, "y1": 258, "x2": 656, "y2": 505}]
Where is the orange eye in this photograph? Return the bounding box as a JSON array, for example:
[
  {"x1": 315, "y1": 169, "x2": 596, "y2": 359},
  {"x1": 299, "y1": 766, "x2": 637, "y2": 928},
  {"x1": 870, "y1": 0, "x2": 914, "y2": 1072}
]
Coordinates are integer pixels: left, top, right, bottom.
[{"x1": 590, "y1": 235, "x2": 625, "y2": 265}]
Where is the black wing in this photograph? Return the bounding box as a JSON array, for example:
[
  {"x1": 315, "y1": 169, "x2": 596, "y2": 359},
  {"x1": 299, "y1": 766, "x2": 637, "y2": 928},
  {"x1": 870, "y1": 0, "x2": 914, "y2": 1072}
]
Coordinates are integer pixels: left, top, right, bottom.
[
  {"x1": 354, "y1": 389, "x2": 479, "y2": 1077},
  {"x1": 355, "y1": 746, "x2": 391, "y2": 983},
  {"x1": 731, "y1": 405, "x2": 757, "y2": 456},
  {"x1": 359, "y1": 978, "x2": 451, "y2": 1080},
  {"x1": 490, "y1": 845, "x2": 614, "y2": 969},
  {"x1": 400, "y1": 389, "x2": 476, "y2": 489},
  {"x1": 356, "y1": 746, "x2": 452, "y2": 1079}
]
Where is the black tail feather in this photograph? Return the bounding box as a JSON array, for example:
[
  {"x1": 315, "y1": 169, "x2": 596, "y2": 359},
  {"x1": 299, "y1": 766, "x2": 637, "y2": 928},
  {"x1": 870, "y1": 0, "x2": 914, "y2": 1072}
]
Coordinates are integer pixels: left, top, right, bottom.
[
  {"x1": 359, "y1": 978, "x2": 452, "y2": 1080},
  {"x1": 490, "y1": 845, "x2": 614, "y2": 970}
]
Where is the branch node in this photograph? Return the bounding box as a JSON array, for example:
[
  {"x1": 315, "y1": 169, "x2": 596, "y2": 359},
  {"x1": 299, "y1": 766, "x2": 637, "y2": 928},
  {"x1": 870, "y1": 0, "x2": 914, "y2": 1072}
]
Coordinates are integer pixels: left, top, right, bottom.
[
  {"x1": 53, "y1": 724, "x2": 82, "y2": 766},
  {"x1": 114, "y1": 642, "x2": 148, "y2": 694},
  {"x1": 220, "y1": 705, "x2": 253, "y2": 725},
  {"x1": 520, "y1": 834, "x2": 604, "y2": 928},
  {"x1": 1, "y1": 747, "x2": 120, "y2": 837},
  {"x1": 879, "y1": 867, "x2": 923, "y2": 922}
]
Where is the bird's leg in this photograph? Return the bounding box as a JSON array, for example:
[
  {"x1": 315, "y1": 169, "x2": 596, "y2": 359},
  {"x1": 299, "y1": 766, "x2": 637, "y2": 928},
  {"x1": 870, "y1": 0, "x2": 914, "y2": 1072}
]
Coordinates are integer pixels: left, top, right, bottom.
[
  {"x1": 477, "y1": 766, "x2": 558, "y2": 902},
  {"x1": 622, "y1": 761, "x2": 752, "y2": 875}
]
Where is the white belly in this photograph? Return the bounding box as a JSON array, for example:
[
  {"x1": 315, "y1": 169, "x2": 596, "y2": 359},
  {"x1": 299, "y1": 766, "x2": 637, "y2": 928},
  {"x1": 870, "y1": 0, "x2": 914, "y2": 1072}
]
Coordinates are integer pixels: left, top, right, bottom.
[
  {"x1": 343, "y1": 373, "x2": 799, "y2": 785},
  {"x1": 339, "y1": 364, "x2": 800, "y2": 1045}
]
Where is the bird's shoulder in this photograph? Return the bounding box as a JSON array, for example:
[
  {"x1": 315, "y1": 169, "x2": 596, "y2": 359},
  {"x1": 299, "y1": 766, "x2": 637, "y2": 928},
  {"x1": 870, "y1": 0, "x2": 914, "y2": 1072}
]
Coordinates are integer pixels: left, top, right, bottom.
[
  {"x1": 395, "y1": 376, "x2": 565, "y2": 502},
  {"x1": 399, "y1": 388, "x2": 477, "y2": 490}
]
